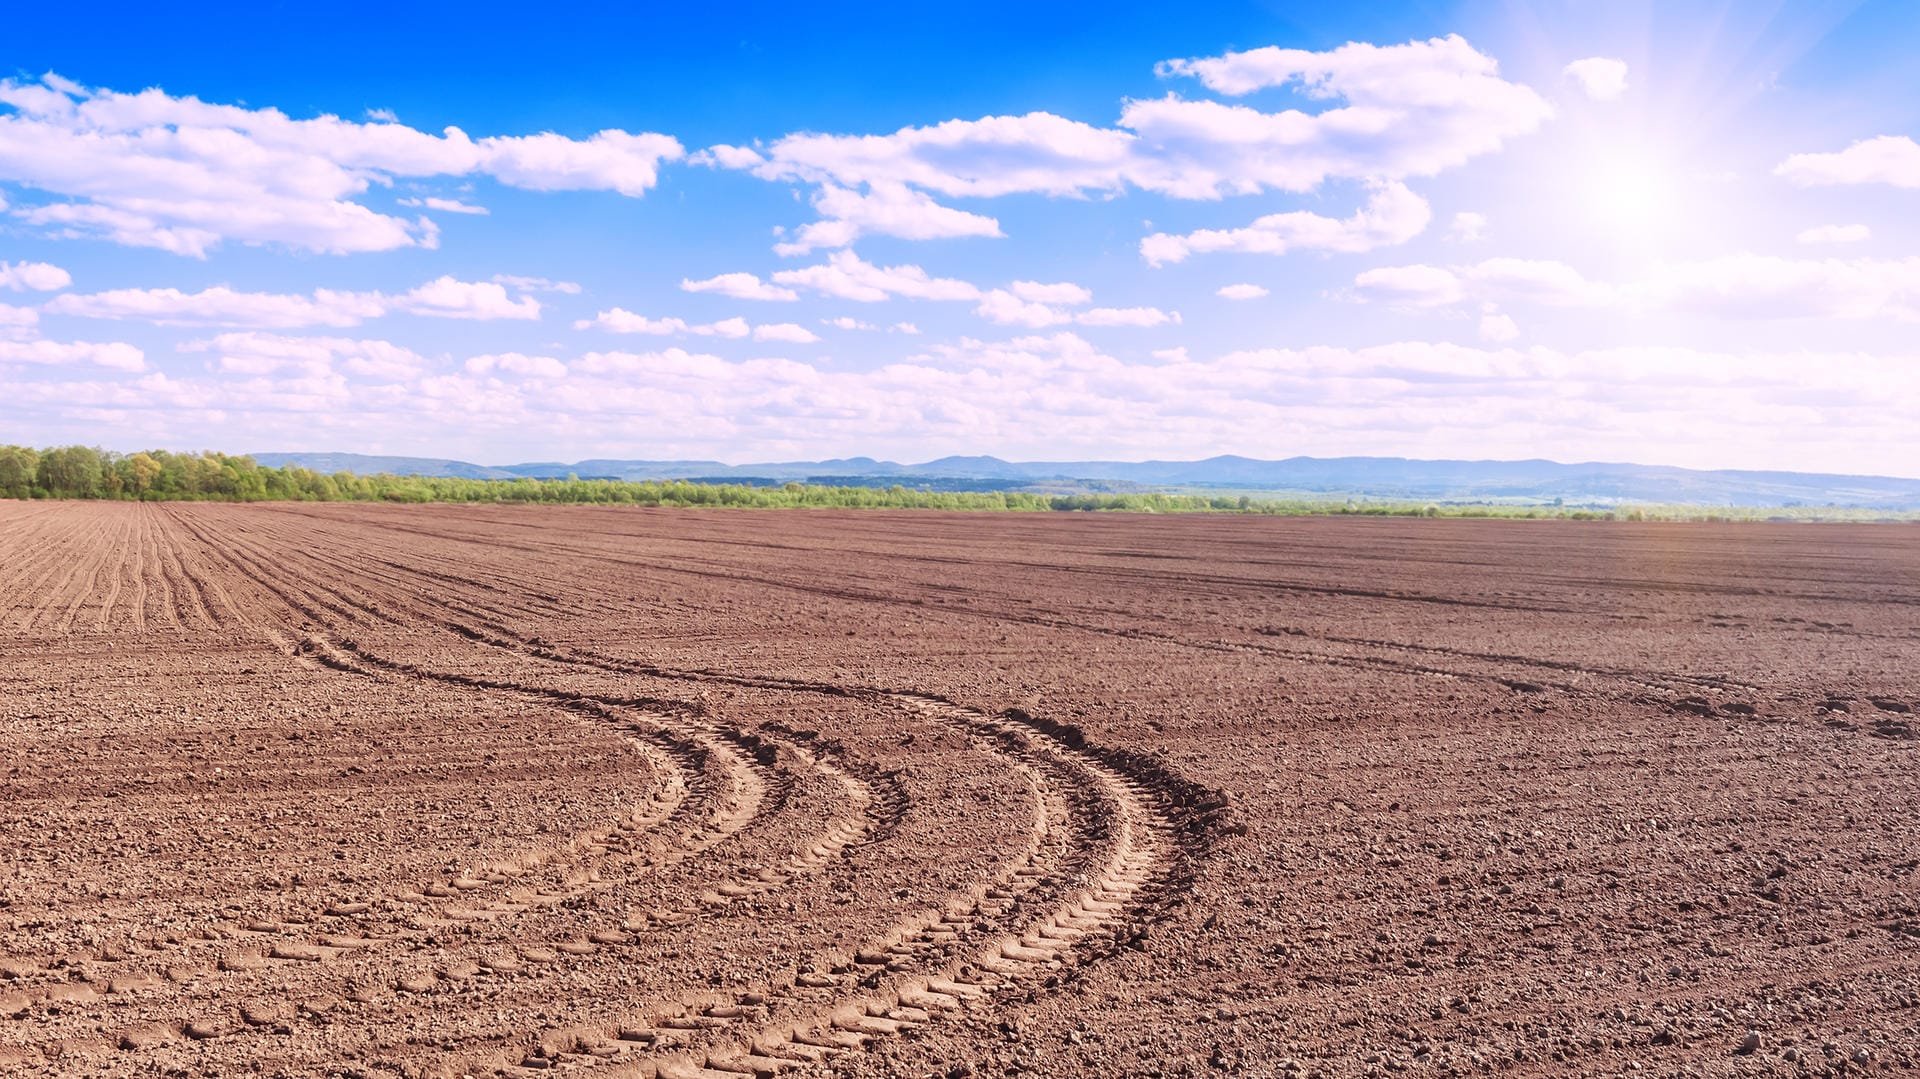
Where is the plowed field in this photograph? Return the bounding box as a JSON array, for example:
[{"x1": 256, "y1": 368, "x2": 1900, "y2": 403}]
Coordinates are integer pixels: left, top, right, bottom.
[{"x1": 1, "y1": 502, "x2": 1916, "y2": 1077}]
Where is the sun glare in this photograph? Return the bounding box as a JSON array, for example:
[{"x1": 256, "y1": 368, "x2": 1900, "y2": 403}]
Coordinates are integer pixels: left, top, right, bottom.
[{"x1": 1575, "y1": 144, "x2": 1683, "y2": 247}]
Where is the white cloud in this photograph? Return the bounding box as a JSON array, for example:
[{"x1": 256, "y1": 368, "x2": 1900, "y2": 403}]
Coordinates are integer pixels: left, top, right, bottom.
[
  {"x1": 696, "y1": 144, "x2": 766, "y2": 170},
  {"x1": 576, "y1": 308, "x2": 687, "y2": 335},
  {"x1": 771, "y1": 250, "x2": 980, "y2": 302},
  {"x1": 1562, "y1": 58, "x2": 1629, "y2": 101},
  {"x1": 466, "y1": 352, "x2": 567, "y2": 379},
  {"x1": 716, "y1": 35, "x2": 1549, "y2": 242},
  {"x1": 680, "y1": 271, "x2": 799, "y2": 302},
  {"x1": 1216, "y1": 283, "x2": 1269, "y2": 300},
  {"x1": 1138, "y1": 35, "x2": 1552, "y2": 193},
  {"x1": 1631, "y1": 254, "x2": 1920, "y2": 321},
  {"x1": 48, "y1": 285, "x2": 386, "y2": 328},
  {"x1": 478, "y1": 130, "x2": 685, "y2": 196},
  {"x1": 47, "y1": 276, "x2": 539, "y2": 327},
  {"x1": 0, "y1": 303, "x2": 40, "y2": 336},
  {"x1": 753, "y1": 322, "x2": 821, "y2": 343},
  {"x1": 975, "y1": 288, "x2": 1071, "y2": 327},
  {"x1": 0, "y1": 74, "x2": 683, "y2": 256},
  {"x1": 1359, "y1": 253, "x2": 1920, "y2": 321},
  {"x1": 1776, "y1": 136, "x2": 1920, "y2": 188},
  {"x1": 396, "y1": 276, "x2": 540, "y2": 320},
  {"x1": 1796, "y1": 224, "x2": 1871, "y2": 246},
  {"x1": 6, "y1": 331, "x2": 1917, "y2": 476},
  {"x1": 0, "y1": 338, "x2": 144, "y2": 370},
  {"x1": 974, "y1": 289, "x2": 1178, "y2": 328},
  {"x1": 181, "y1": 332, "x2": 432, "y2": 380},
  {"x1": 571, "y1": 347, "x2": 729, "y2": 377},
  {"x1": 0, "y1": 260, "x2": 72, "y2": 291},
  {"x1": 1140, "y1": 181, "x2": 1430, "y2": 265},
  {"x1": 1077, "y1": 306, "x2": 1179, "y2": 327},
  {"x1": 492, "y1": 274, "x2": 582, "y2": 294},
  {"x1": 734, "y1": 113, "x2": 1135, "y2": 200},
  {"x1": 577, "y1": 308, "x2": 777, "y2": 339},
  {"x1": 823, "y1": 316, "x2": 877, "y2": 330},
  {"x1": 1448, "y1": 211, "x2": 1486, "y2": 241},
  {"x1": 1478, "y1": 312, "x2": 1519, "y2": 342},
  {"x1": 1009, "y1": 280, "x2": 1092, "y2": 305},
  {"x1": 1355, "y1": 258, "x2": 1611, "y2": 308},
  {"x1": 400, "y1": 196, "x2": 489, "y2": 215},
  {"x1": 892, "y1": 322, "x2": 921, "y2": 334},
  {"x1": 774, "y1": 182, "x2": 1003, "y2": 255}
]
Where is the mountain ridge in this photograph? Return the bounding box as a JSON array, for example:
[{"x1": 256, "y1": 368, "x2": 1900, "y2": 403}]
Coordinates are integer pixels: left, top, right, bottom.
[{"x1": 247, "y1": 452, "x2": 1920, "y2": 509}]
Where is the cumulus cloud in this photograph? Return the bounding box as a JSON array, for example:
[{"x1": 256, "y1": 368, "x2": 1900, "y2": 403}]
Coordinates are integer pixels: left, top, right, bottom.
[
  {"x1": 477, "y1": 130, "x2": 681, "y2": 196},
  {"x1": 397, "y1": 276, "x2": 541, "y2": 320},
  {"x1": 0, "y1": 260, "x2": 72, "y2": 291},
  {"x1": 1776, "y1": 136, "x2": 1920, "y2": 188},
  {"x1": 1796, "y1": 224, "x2": 1871, "y2": 246},
  {"x1": 7, "y1": 328, "x2": 1917, "y2": 474},
  {"x1": 576, "y1": 308, "x2": 811, "y2": 341},
  {"x1": 1631, "y1": 255, "x2": 1920, "y2": 321},
  {"x1": 712, "y1": 35, "x2": 1548, "y2": 250},
  {"x1": 1216, "y1": 283, "x2": 1269, "y2": 300},
  {"x1": 492, "y1": 274, "x2": 582, "y2": 294},
  {"x1": 47, "y1": 276, "x2": 540, "y2": 327},
  {"x1": 571, "y1": 347, "x2": 731, "y2": 377},
  {"x1": 1562, "y1": 58, "x2": 1628, "y2": 101},
  {"x1": 574, "y1": 309, "x2": 686, "y2": 335},
  {"x1": 974, "y1": 288, "x2": 1177, "y2": 328},
  {"x1": 0, "y1": 303, "x2": 39, "y2": 340},
  {"x1": 773, "y1": 182, "x2": 1003, "y2": 255},
  {"x1": 0, "y1": 73, "x2": 683, "y2": 256},
  {"x1": 181, "y1": 332, "x2": 433, "y2": 380},
  {"x1": 0, "y1": 338, "x2": 145, "y2": 370},
  {"x1": 823, "y1": 316, "x2": 877, "y2": 330},
  {"x1": 1077, "y1": 306, "x2": 1179, "y2": 327},
  {"x1": 753, "y1": 322, "x2": 821, "y2": 343},
  {"x1": 1355, "y1": 258, "x2": 1611, "y2": 308},
  {"x1": 400, "y1": 196, "x2": 489, "y2": 215},
  {"x1": 771, "y1": 250, "x2": 980, "y2": 303},
  {"x1": 1359, "y1": 253, "x2": 1920, "y2": 321},
  {"x1": 1448, "y1": 211, "x2": 1486, "y2": 241},
  {"x1": 1478, "y1": 311, "x2": 1519, "y2": 342},
  {"x1": 48, "y1": 286, "x2": 386, "y2": 328},
  {"x1": 974, "y1": 289, "x2": 1072, "y2": 327},
  {"x1": 466, "y1": 352, "x2": 567, "y2": 379},
  {"x1": 680, "y1": 271, "x2": 799, "y2": 302},
  {"x1": 1009, "y1": 280, "x2": 1093, "y2": 305},
  {"x1": 701, "y1": 317, "x2": 752, "y2": 339},
  {"x1": 1138, "y1": 35, "x2": 1552, "y2": 193},
  {"x1": 1141, "y1": 181, "x2": 1430, "y2": 265}
]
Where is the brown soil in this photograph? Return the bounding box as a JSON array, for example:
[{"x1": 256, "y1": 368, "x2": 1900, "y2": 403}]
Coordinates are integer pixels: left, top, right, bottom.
[{"x1": 0, "y1": 501, "x2": 1916, "y2": 1078}]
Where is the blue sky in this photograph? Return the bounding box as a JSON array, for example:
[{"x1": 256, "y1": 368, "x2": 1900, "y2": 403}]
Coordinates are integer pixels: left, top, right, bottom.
[{"x1": 4, "y1": 0, "x2": 1919, "y2": 473}]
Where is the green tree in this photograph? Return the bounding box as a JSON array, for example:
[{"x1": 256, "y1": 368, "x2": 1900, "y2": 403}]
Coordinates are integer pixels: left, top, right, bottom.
[
  {"x1": 0, "y1": 445, "x2": 38, "y2": 499},
  {"x1": 126, "y1": 452, "x2": 162, "y2": 497},
  {"x1": 35, "y1": 445, "x2": 104, "y2": 497}
]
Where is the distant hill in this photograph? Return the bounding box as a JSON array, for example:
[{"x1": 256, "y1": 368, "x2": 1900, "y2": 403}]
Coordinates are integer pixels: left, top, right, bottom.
[
  {"x1": 248, "y1": 451, "x2": 1920, "y2": 510},
  {"x1": 251, "y1": 452, "x2": 517, "y2": 480}
]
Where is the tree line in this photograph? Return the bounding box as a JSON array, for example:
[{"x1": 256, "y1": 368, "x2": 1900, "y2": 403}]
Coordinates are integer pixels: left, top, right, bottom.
[
  {"x1": 0, "y1": 444, "x2": 1270, "y2": 512},
  {"x1": 4, "y1": 445, "x2": 1900, "y2": 520}
]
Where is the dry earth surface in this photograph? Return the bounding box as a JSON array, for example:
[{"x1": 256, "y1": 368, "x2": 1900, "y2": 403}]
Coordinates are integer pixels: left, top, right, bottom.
[{"x1": 0, "y1": 501, "x2": 1917, "y2": 1079}]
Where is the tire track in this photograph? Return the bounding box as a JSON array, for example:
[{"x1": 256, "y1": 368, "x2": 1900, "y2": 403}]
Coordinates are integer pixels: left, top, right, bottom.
[
  {"x1": 307, "y1": 616, "x2": 1217, "y2": 1079},
  {"x1": 31, "y1": 510, "x2": 920, "y2": 1068},
  {"x1": 477, "y1": 694, "x2": 1185, "y2": 1078},
  {"x1": 175, "y1": 509, "x2": 1225, "y2": 1078}
]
